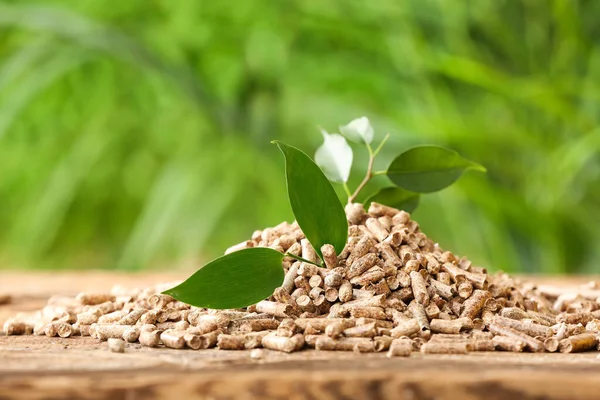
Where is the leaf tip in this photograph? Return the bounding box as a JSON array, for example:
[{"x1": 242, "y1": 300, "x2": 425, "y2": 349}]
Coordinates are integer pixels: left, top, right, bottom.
[{"x1": 470, "y1": 163, "x2": 487, "y2": 173}]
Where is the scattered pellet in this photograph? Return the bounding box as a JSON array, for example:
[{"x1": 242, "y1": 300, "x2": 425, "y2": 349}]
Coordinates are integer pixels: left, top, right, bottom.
[
  {"x1": 467, "y1": 340, "x2": 495, "y2": 352},
  {"x1": 107, "y1": 338, "x2": 125, "y2": 353},
  {"x1": 138, "y1": 329, "x2": 162, "y2": 347},
  {"x1": 45, "y1": 322, "x2": 72, "y2": 338},
  {"x1": 3, "y1": 320, "x2": 32, "y2": 336},
  {"x1": 492, "y1": 335, "x2": 526, "y2": 352},
  {"x1": 316, "y1": 337, "x2": 375, "y2": 353},
  {"x1": 262, "y1": 333, "x2": 304, "y2": 353},
  {"x1": 421, "y1": 341, "x2": 468, "y2": 354},
  {"x1": 387, "y1": 338, "x2": 412, "y2": 357},
  {"x1": 161, "y1": 330, "x2": 186, "y2": 349},
  {"x1": 559, "y1": 333, "x2": 598, "y2": 353},
  {"x1": 93, "y1": 324, "x2": 129, "y2": 340}
]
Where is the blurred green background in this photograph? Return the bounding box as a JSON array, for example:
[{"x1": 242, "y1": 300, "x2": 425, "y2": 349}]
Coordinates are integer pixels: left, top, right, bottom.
[{"x1": 0, "y1": 0, "x2": 598, "y2": 273}]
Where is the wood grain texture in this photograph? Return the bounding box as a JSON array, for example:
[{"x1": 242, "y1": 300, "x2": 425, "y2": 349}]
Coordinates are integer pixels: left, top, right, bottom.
[{"x1": 1, "y1": 272, "x2": 600, "y2": 400}]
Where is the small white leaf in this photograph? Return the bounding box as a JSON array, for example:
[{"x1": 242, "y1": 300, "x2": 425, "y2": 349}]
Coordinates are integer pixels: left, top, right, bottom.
[
  {"x1": 314, "y1": 129, "x2": 353, "y2": 183},
  {"x1": 339, "y1": 116, "x2": 374, "y2": 144}
]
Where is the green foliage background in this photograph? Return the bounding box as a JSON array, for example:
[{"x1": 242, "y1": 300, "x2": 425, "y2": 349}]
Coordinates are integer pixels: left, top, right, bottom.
[{"x1": 0, "y1": 0, "x2": 598, "y2": 273}]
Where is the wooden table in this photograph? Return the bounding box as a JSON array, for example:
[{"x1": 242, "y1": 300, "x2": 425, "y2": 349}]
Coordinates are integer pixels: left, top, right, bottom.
[{"x1": 1, "y1": 272, "x2": 600, "y2": 400}]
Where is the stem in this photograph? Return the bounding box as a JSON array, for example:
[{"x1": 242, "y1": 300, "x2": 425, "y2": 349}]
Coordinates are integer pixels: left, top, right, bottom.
[
  {"x1": 342, "y1": 182, "x2": 352, "y2": 199},
  {"x1": 284, "y1": 252, "x2": 322, "y2": 267},
  {"x1": 347, "y1": 135, "x2": 390, "y2": 204},
  {"x1": 373, "y1": 133, "x2": 390, "y2": 157},
  {"x1": 348, "y1": 144, "x2": 376, "y2": 204}
]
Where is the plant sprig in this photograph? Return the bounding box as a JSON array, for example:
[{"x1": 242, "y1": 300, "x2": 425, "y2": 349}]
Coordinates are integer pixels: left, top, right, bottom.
[
  {"x1": 316, "y1": 116, "x2": 486, "y2": 210},
  {"x1": 164, "y1": 116, "x2": 486, "y2": 309}
]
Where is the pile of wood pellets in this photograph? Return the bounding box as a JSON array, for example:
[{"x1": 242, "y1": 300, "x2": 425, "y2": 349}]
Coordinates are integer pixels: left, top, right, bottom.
[{"x1": 4, "y1": 202, "x2": 600, "y2": 356}]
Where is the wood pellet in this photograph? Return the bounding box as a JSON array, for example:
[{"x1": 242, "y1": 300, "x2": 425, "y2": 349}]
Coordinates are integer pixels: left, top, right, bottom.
[{"x1": 5, "y1": 202, "x2": 600, "y2": 357}]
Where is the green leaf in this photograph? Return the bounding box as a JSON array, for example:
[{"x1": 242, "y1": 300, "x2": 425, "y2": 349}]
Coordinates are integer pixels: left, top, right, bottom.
[
  {"x1": 273, "y1": 141, "x2": 348, "y2": 258},
  {"x1": 365, "y1": 187, "x2": 420, "y2": 213},
  {"x1": 339, "y1": 116, "x2": 374, "y2": 144},
  {"x1": 314, "y1": 128, "x2": 353, "y2": 183},
  {"x1": 386, "y1": 145, "x2": 486, "y2": 193},
  {"x1": 162, "y1": 248, "x2": 284, "y2": 309}
]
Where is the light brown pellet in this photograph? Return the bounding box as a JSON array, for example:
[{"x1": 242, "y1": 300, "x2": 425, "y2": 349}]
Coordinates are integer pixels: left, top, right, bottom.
[
  {"x1": 409, "y1": 271, "x2": 429, "y2": 306},
  {"x1": 347, "y1": 253, "x2": 378, "y2": 279},
  {"x1": 421, "y1": 341, "x2": 468, "y2": 354},
  {"x1": 325, "y1": 321, "x2": 344, "y2": 338},
  {"x1": 321, "y1": 244, "x2": 338, "y2": 269},
  {"x1": 429, "y1": 279, "x2": 454, "y2": 300},
  {"x1": 374, "y1": 335, "x2": 393, "y2": 352},
  {"x1": 500, "y1": 307, "x2": 529, "y2": 320},
  {"x1": 139, "y1": 329, "x2": 162, "y2": 347},
  {"x1": 295, "y1": 318, "x2": 355, "y2": 332},
  {"x1": 457, "y1": 280, "x2": 473, "y2": 299},
  {"x1": 45, "y1": 322, "x2": 72, "y2": 338},
  {"x1": 98, "y1": 310, "x2": 127, "y2": 324},
  {"x1": 391, "y1": 319, "x2": 420, "y2": 338},
  {"x1": 492, "y1": 335, "x2": 525, "y2": 352},
  {"x1": 237, "y1": 319, "x2": 280, "y2": 333},
  {"x1": 122, "y1": 326, "x2": 140, "y2": 343},
  {"x1": 160, "y1": 330, "x2": 186, "y2": 349},
  {"x1": 156, "y1": 321, "x2": 190, "y2": 331},
  {"x1": 76, "y1": 293, "x2": 116, "y2": 306},
  {"x1": 281, "y1": 263, "x2": 299, "y2": 294},
  {"x1": 107, "y1": 338, "x2": 125, "y2": 353},
  {"x1": 93, "y1": 324, "x2": 130, "y2": 340},
  {"x1": 460, "y1": 290, "x2": 490, "y2": 319},
  {"x1": 118, "y1": 309, "x2": 144, "y2": 325},
  {"x1": 492, "y1": 315, "x2": 552, "y2": 338},
  {"x1": 338, "y1": 281, "x2": 353, "y2": 303},
  {"x1": 544, "y1": 337, "x2": 559, "y2": 352},
  {"x1": 300, "y1": 239, "x2": 318, "y2": 264},
  {"x1": 467, "y1": 340, "x2": 495, "y2": 352},
  {"x1": 276, "y1": 319, "x2": 296, "y2": 337},
  {"x1": 368, "y1": 202, "x2": 399, "y2": 217},
  {"x1": 559, "y1": 333, "x2": 598, "y2": 353},
  {"x1": 3, "y1": 320, "x2": 32, "y2": 336},
  {"x1": 198, "y1": 329, "x2": 221, "y2": 349},
  {"x1": 346, "y1": 203, "x2": 367, "y2": 225},
  {"x1": 387, "y1": 338, "x2": 412, "y2": 357},
  {"x1": 183, "y1": 333, "x2": 202, "y2": 350},
  {"x1": 309, "y1": 275, "x2": 323, "y2": 289},
  {"x1": 488, "y1": 323, "x2": 544, "y2": 352},
  {"x1": 255, "y1": 301, "x2": 294, "y2": 318},
  {"x1": 343, "y1": 322, "x2": 377, "y2": 338},
  {"x1": 365, "y1": 218, "x2": 389, "y2": 242},
  {"x1": 408, "y1": 301, "x2": 429, "y2": 331},
  {"x1": 77, "y1": 310, "x2": 101, "y2": 325},
  {"x1": 262, "y1": 333, "x2": 305, "y2": 353},
  {"x1": 324, "y1": 288, "x2": 339, "y2": 302},
  {"x1": 430, "y1": 318, "x2": 473, "y2": 334},
  {"x1": 350, "y1": 268, "x2": 386, "y2": 286},
  {"x1": 350, "y1": 306, "x2": 387, "y2": 320},
  {"x1": 316, "y1": 336, "x2": 375, "y2": 352}
]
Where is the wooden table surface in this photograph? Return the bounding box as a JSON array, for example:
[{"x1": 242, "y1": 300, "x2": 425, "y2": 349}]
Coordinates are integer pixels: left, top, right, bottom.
[{"x1": 1, "y1": 271, "x2": 600, "y2": 400}]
